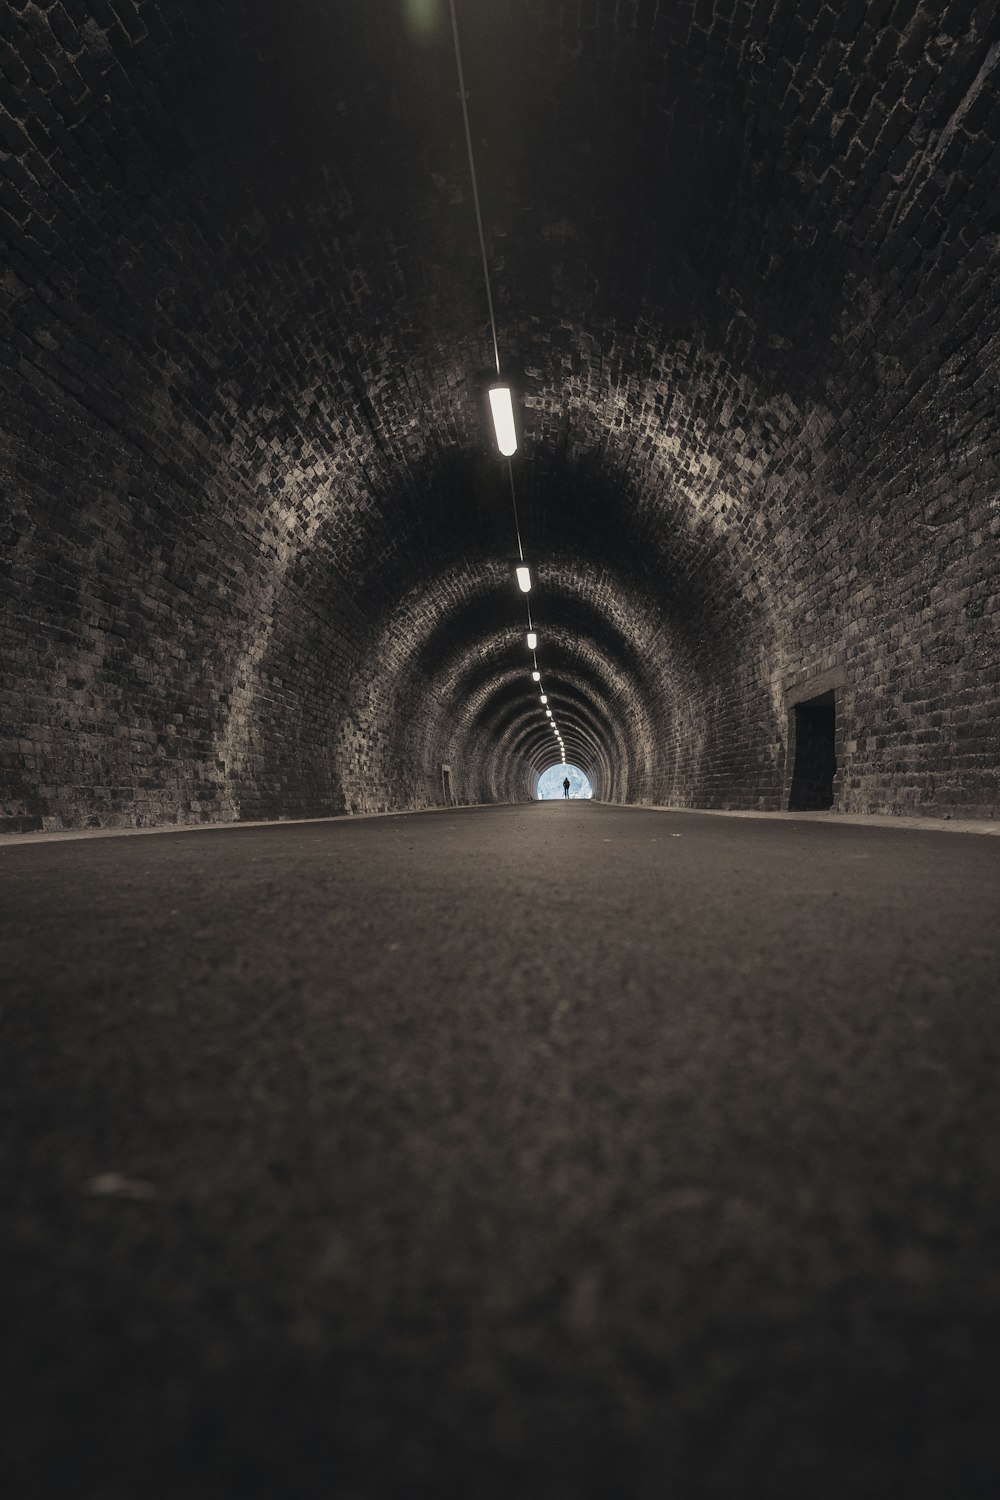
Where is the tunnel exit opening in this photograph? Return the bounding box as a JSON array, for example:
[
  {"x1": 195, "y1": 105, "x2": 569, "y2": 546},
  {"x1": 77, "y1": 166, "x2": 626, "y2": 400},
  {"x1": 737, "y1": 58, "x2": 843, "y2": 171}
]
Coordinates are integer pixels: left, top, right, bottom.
[
  {"x1": 536, "y1": 765, "x2": 593, "y2": 800},
  {"x1": 787, "y1": 692, "x2": 836, "y2": 810}
]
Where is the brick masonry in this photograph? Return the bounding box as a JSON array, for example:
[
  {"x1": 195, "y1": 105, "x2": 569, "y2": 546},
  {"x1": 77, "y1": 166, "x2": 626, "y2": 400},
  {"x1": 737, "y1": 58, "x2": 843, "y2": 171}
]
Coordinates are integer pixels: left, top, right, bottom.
[{"x1": 1, "y1": 0, "x2": 998, "y2": 830}]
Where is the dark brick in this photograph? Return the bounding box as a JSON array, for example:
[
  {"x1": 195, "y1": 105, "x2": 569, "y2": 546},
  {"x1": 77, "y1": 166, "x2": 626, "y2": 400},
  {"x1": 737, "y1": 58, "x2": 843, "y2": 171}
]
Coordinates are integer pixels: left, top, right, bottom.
[
  {"x1": 45, "y1": 4, "x2": 83, "y2": 55},
  {"x1": 0, "y1": 110, "x2": 31, "y2": 154},
  {"x1": 0, "y1": 40, "x2": 31, "y2": 87},
  {"x1": 835, "y1": 0, "x2": 868, "y2": 43}
]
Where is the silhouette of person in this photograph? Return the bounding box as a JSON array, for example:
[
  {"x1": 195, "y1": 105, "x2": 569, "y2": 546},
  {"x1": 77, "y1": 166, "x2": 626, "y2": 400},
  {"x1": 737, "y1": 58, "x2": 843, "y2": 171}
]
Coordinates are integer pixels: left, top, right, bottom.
[{"x1": 562, "y1": 776, "x2": 570, "y2": 798}]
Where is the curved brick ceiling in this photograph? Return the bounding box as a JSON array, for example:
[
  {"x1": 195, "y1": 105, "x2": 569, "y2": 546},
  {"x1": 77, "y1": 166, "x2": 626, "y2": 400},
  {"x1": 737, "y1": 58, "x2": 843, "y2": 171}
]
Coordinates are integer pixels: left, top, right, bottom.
[{"x1": 1, "y1": 0, "x2": 998, "y2": 828}]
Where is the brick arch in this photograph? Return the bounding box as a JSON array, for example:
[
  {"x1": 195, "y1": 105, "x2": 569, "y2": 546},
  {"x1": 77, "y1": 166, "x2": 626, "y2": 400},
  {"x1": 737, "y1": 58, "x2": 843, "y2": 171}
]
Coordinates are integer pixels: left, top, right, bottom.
[{"x1": 2, "y1": 0, "x2": 998, "y2": 829}]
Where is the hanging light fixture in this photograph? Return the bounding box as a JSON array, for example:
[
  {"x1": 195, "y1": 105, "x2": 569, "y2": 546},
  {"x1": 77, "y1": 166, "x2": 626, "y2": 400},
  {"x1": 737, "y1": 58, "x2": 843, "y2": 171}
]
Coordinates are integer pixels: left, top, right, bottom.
[
  {"x1": 540, "y1": 694, "x2": 547, "y2": 704},
  {"x1": 532, "y1": 670, "x2": 541, "y2": 682},
  {"x1": 516, "y1": 565, "x2": 531, "y2": 593},
  {"x1": 526, "y1": 631, "x2": 537, "y2": 650},
  {"x1": 489, "y1": 385, "x2": 517, "y2": 457}
]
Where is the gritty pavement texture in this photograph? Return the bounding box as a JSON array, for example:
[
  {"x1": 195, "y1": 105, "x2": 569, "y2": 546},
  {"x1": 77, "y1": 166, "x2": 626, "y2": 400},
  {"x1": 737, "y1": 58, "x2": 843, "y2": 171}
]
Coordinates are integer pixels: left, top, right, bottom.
[{"x1": 2, "y1": 802, "x2": 999, "y2": 1500}]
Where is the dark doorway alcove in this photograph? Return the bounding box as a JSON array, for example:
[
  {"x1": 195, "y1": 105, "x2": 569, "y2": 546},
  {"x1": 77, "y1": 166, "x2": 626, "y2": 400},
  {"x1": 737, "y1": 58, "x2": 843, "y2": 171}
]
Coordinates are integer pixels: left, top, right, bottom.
[{"x1": 788, "y1": 691, "x2": 836, "y2": 810}]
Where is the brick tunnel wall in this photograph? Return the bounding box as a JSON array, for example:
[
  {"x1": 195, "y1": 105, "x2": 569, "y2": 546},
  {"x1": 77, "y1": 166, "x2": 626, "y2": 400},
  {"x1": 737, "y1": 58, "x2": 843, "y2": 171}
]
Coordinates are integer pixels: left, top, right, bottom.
[{"x1": 1, "y1": 0, "x2": 998, "y2": 831}]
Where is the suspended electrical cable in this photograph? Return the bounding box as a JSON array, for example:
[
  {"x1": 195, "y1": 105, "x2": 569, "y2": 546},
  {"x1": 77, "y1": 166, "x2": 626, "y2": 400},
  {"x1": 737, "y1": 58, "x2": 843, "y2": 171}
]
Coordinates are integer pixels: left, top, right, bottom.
[
  {"x1": 507, "y1": 460, "x2": 525, "y2": 563},
  {"x1": 448, "y1": 0, "x2": 500, "y2": 377}
]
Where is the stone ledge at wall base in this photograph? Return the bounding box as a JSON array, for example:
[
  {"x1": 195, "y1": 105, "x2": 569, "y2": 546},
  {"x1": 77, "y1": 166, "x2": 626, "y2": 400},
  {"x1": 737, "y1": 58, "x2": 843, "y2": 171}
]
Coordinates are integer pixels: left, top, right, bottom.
[
  {"x1": 0, "y1": 808, "x2": 235, "y2": 835},
  {"x1": 589, "y1": 802, "x2": 1000, "y2": 835}
]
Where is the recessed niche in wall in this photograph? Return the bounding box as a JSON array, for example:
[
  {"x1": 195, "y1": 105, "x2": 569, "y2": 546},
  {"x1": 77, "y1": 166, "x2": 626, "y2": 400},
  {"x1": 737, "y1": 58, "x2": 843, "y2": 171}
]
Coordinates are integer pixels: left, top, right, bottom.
[{"x1": 788, "y1": 691, "x2": 836, "y2": 810}]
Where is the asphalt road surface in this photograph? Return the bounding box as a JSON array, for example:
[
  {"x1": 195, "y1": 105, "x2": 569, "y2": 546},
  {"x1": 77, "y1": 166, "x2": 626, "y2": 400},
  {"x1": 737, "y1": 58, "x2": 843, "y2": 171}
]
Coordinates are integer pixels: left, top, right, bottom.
[{"x1": 3, "y1": 802, "x2": 999, "y2": 1499}]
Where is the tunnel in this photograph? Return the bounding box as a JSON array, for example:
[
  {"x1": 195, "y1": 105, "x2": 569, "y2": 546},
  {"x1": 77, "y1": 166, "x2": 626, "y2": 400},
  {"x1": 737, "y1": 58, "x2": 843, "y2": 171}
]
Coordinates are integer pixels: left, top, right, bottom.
[
  {"x1": 1, "y1": 0, "x2": 997, "y2": 829},
  {"x1": 2, "y1": 3, "x2": 1000, "y2": 1497}
]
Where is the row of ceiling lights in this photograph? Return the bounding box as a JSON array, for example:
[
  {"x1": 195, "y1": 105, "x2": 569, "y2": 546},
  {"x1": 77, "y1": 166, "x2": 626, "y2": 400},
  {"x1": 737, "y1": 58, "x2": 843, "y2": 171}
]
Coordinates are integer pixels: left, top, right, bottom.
[
  {"x1": 510, "y1": 464, "x2": 565, "y2": 767},
  {"x1": 451, "y1": 2, "x2": 567, "y2": 770}
]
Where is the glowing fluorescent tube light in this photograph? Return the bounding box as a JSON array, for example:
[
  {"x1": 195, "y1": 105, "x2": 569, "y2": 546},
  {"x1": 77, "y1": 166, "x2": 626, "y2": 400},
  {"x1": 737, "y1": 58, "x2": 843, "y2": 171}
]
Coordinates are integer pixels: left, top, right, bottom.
[
  {"x1": 532, "y1": 670, "x2": 540, "y2": 682},
  {"x1": 516, "y1": 565, "x2": 531, "y2": 593},
  {"x1": 526, "y1": 631, "x2": 537, "y2": 650},
  {"x1": 489, "y1": 385, "x2": 517, "y2": 456}
]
